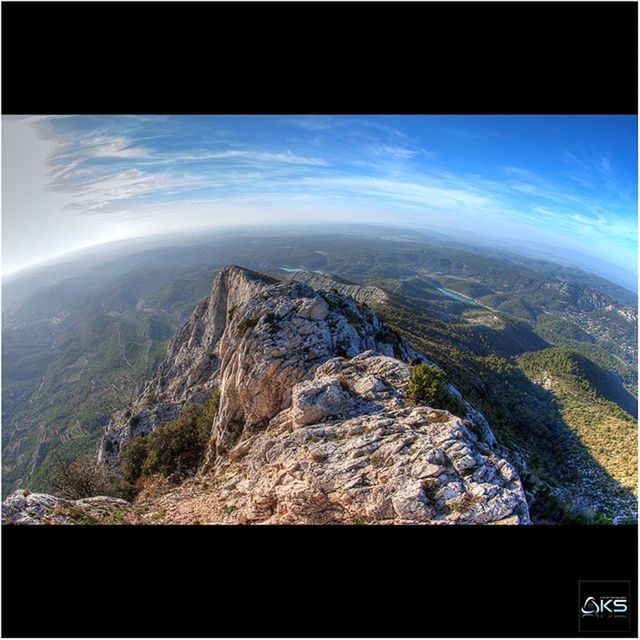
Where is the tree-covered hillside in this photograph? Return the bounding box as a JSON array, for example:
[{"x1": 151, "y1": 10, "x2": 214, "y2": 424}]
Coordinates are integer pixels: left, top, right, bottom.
[{"x1": 518, "y1": 348, "x2": 637, "y2": 497}]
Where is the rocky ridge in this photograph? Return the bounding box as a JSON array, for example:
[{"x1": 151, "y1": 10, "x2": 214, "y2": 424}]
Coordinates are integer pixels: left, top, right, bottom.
[
  {"x1": 179, "y1": 351, "x2": 530, "y2": 524},
  {"x1": 2, "y1": 490, "x2": 137, "y2": 525},
  {"x1": 99, "y1": 266, "x2": 420, "y2": 467},
  {"x1": 6, "y1": 266, "x2": 531, "y2": 525},
  {"x1": 281, "y1": 270, "x2": 389, "y2": 306}
]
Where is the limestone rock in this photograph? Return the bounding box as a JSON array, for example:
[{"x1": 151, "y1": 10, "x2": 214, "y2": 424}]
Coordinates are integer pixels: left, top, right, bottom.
[
  {"x1": 1, "y1": 490, "x2": 135, "y2": 525},
  {"x1": 153, "y1": 352, "x2": 530, "y2": 525},
  {"x1": 96, "y1": 265, "x2": 530, "y2": 526},
  {"x1": 281, "y1": 270, "x2": 390, "y2": 306},
  {"x1": 99, "y1": 266, "x2": 421, "y2": 466}
]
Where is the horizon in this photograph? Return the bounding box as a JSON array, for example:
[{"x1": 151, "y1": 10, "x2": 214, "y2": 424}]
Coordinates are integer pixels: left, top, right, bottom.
[
  {"x1": 3, "y1": 221, "x2": 637, "y2": 294},
  {"x1": 2, "y1": 115, "x2": 637, "y2": 285}
]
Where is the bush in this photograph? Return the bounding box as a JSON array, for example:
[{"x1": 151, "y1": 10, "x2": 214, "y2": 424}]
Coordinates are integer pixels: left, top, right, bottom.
[
  {"x1": 407, "y1": 363, "x2": 467, "y2": 416},
  {"x1": 50, "y1": 455, "x2": 115, "y2": 500},
  {"x1": 144, "y1": 405, "x2": 210, "y2": 476},
  {"x1": 119, "y1": 436, "x2": 149, "y2": 485},
  {"x1": 119, "y1": 390, "x2": 220, "y2": 484},
  {"x1": 237, "y1": 316, "x2": 259, "y2": 336}
]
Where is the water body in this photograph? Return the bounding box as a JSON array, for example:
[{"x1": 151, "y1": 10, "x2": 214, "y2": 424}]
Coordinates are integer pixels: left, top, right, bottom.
[
  {"x1": 436, "y1": 287, "x2": 481, "y2": 305},
  {"x1": 279, "y1": 267, "x2": 325, "y2": 274}
]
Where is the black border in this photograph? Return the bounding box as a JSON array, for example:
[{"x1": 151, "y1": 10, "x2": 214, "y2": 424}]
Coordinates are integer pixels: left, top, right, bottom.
[
  {"x1": 2, "y1": 1, "x2": 638, "y2": 638},
  {"x1": 2, "y1": 524, "x2": 638, "y2": 638},
  {"x1": 1, "y1": 1, "x2": 638, "y2": 115}
]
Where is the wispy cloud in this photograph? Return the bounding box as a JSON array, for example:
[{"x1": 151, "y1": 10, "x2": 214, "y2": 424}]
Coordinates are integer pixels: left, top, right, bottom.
[
  {"x1": 11, "y1": 114, "x2": 636, "y2": 276},
  {"x1": 369, "y1": 144, "x2": 423, "y2": 160},
  {"x1": 36, "y1": 120, "x2": 332, "y2": 214}
]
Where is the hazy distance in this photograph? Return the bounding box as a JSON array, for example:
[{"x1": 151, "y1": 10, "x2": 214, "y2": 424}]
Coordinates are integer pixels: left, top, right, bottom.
[{"x1": 3, "y1": 115, "x2": 637, "y2": 289}]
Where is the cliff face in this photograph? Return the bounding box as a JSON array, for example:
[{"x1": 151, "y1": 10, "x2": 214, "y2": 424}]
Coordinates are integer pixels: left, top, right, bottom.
[
  {"x1": 11, "y1": 265, "x2": 530, "y2": 525},
  {"x1": 99, "y1": 266, "x2": 420, "y2": 467},
  {"x1": 98, "y1": 266, "x2": 275, "y2": 464}
]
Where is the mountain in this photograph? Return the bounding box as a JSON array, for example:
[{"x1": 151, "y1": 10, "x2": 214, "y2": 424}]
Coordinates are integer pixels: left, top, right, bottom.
[
  {"x1": 280, "y1": 270, "x2": 390, "y2": 306},
  {"x1": 99, "y1": 265, "x2": 423, "y2": 465},
  {"x1": 379, "y1": 297, "x2": 637, "y2": 523},
  {"x1": 2, "y1": 226, "x2": 636, "y2": 523},
  {"x1": 2, "y1": 263, "x2": 215, "y2": 493},
  {"x1": 4, "y1": 266, "x2": 531, "y2": 525}
]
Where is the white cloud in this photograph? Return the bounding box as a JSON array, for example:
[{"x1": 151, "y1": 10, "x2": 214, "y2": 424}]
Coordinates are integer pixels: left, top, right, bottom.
[
  {"x1": 154, "y1": 149, "x2": 328, "y2": 166},
  {"x1": 79, "y1": 135, "x2": 150, "y2": 159},
  {"x1": 4, "y1": 115, "x2": 635, "y2": 279},
  {"x1": 370, "y1": 144, "x2": 419, "y2": 160}
]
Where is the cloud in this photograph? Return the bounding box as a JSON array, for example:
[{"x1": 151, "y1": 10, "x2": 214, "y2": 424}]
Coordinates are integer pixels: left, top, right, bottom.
[
  {"x1": 154, "y1": 149, "x2": 328, "y2": 166},
  {"x1": 370, "y1": 144, "x2": 420, "y2": 160},
  {"x1": 58, "y1": 168, "x2": 212, "y2": 212},
  {"x1": 294, "y1": 175, "x2": 492, "y2": 212},
  {"x1": 79, "y1": 135, "x2": 150, "y2": 159},
  {"x1": 36, "y1": 118, "x2": 331, "y2": 214},
  {"x1": 10, "y1": 115, "x2": 635, "y2": 279}
]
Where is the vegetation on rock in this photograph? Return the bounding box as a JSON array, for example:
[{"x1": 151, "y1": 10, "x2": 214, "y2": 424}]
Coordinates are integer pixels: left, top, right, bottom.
[
  {"x1": 50, "y1": 455, "x2": 116, "y2": 500},
  {"x1": 407, "y1": 363, "x2": 467, "y2": 416},
  {"x1": 518, "y1": 348, "x2": 637, "y2": 497},
  {"x1": 120, "y1": 390, "x2": 220, "y2": 485},
  {"x1": 2, "y1": 229, "x2": 636, "y2": 525},
  {"x1": 237, "y1": 316, "x2": 259, "y2": 336}
]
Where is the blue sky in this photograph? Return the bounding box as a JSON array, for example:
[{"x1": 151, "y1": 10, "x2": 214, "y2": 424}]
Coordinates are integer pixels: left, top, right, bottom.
[{"x1": 3, "y1": 115, "x2": 637, "y2": 284}]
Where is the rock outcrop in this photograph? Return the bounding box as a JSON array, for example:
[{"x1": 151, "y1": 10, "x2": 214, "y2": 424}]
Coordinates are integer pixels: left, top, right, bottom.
[
  {"x1": 281, "y1": 271, "x2": 389, "y2": 306},
  {"x1": 1, "y1": 490, "x2": 136, "y2": 525},
  {"x1": 183, "y1": 351, "x2": 530, "y2": 524},
  {"x1": 8, "y1": 265, "x2": 530, "y2": 525},
  {"x1": 99, "y1": 266, "x2": 420, "y2": 466}
]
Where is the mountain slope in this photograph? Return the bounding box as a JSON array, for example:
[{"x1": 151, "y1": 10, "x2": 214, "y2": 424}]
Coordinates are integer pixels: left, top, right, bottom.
[
  {"x1": 6, "y1": 265, "x2": 531, "y2": 525},
  {"x1": 2, "y1": 227, "x2": 636, "y2": 507},
  {"x1": 518, "y1": 347, "x2": 637, "y2": 505},
  {"x1": 2, "y1": 264, "x2": 214, "y2": 493},
  {"x1": 378, "y1": 298, "x2": 637, "y2": 523},
  {"x1": 127, "y1": 351, "x2": 530, "y2": 525},
  {"x1": 99, "y1": 265, "x2": 423, "y2": 466}
]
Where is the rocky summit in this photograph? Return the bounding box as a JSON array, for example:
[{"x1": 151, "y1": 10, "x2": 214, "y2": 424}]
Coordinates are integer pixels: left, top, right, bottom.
[
  {"x1": 98, "y1": 265, "x2": 421, "y2": 467},
  {"x1": 280, "y1": 270, "x2": 390, "y2": 306},
  {"x1": 174, "y1": 351, "x2": 530, "y2": 525},
  {"x1": 5, "y1": 265, "x2": 531, "y2": 525}
]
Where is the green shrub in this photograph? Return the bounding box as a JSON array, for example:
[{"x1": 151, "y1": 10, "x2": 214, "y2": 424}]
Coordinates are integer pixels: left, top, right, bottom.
[
  {"x1": 119, "y1": 390, "x2": 220, "y2": 484},
  {"x1": 223, "y1": 504, "x2": 237, "y2": 516},
  {"x1": 119, "y1": 436, "x2": 149, "y2": 485},
  {"x1": 144, "y1": 405, "x2": 210, "y2": 477},
  {"x1": 421, "y1": 478, "x2": 439, "y2": 501},
  {"x1": 407, "y1": 363, "x2": 467, "y2": 416},
  {"x1": 237, "y1": 316, "x2": 259, "y2": 336},
  {"x1": 593, "y1": 512, "x2": 613, "y2": 525},
  {"x1": 370, "y1": 453, "x2": 385, "y2": 468}
]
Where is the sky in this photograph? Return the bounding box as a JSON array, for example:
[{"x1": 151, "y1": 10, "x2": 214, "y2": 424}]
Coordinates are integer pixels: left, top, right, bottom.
[{"x1": 2, "y1": 115, "x2": 637, "y2": 286}]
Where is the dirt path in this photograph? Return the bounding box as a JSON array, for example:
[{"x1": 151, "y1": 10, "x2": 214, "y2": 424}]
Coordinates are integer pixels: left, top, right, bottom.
[{"x1": 135, "y1": 477, "x2": 229, "y2": 524}]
